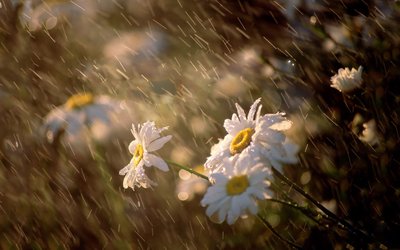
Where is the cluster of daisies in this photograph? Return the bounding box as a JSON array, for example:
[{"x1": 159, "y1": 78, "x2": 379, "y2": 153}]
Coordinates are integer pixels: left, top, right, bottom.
[
  {"x1": 118, "y1": 98, "x2": 299, "y2": 224},
  {"x1": 40, "y1": 64, "x2": 374, "y2": 225},
  {"x1": 117, "y1": 65, "x2": 372, "y2": 225}
]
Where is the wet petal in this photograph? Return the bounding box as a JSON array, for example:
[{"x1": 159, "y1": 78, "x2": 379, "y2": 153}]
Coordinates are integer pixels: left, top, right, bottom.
[
  {"x1": 147, "y1": 135, "x2": 172, "y2": 152},
  {"x1": 235, "y1": 103, "x2": 246, "y2": 121},
  {"x1": 247, "y1": 98, "x2": 261, "y2": 121},
  {"x1": 128, "y1": 140, "x2": 138, "y2": 154},
  {"x1": 145, "y1": 153, "x2": 169, "y2": 171}
]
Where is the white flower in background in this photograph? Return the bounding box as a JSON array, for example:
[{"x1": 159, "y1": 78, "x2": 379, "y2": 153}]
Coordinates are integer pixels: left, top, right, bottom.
[
  {"x1": 359, "y1": 119, "x2": 379, "y2": 146},
  {"x1": 201, "y1": 154, "x2": 272, "y2": 225},
  {"x1": 119, "y1": 121, "x2": 172, "y2": 190},
  {"x1": 20, "y1": 0, "x2": 97, "y2": 32},
  {"x1": 325, "y1": 24, "x2": 353, "y2": 48},
  {"x1": 213, "y1": 74, "x2": 249, "y2": 98},
  {"x1": 176, "y1": 166, "x2": 208, "y2": 201},
  {"x1": 330, "y1": 66, "x2": 363, "y2": 93},
  {"x1": 43, "y1": 93, "x2": 128, "y2": 144},
  {"x1": 266, "y1": 138, "x2": 300, "y2": 173},
  {"x1": 205, "y1": 98, "x2": 293, "y2": 175}
]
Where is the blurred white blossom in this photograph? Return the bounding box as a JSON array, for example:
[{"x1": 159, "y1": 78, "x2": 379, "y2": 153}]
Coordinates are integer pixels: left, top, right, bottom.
[
  {"x1": 330, "y1": 66, "x2": 363, "y2": 93},
  {"x1": 42, "y1": 93, "x2": 129, "y2": 145},
  {"x1": 119, "y1": 121, "x2": 172, "y2": 190},
  {"x1": 359, "y1": 119, "x2": 380, "y2": 146},
  {"x1": 176, "y1": 166, "x2": 208, "y2": 201},
  {"x1": 213, "y1": 74, "x2": 249, "y2": 98},
  {"x1": 234, "y1": 47, "x2": 263, "y2": 71},
  {"x1": 266, "y1": 138, "x2": 300, "y2": 173},
  {"x1": 102, "y1": 30, "x2": 167, "y2": 78},
  {"x1": 201, "y1": 154, "x2": 272, "y2": 225},
  {"x1": 325, "y1": 24, "x2": 353, "y2": 48}
]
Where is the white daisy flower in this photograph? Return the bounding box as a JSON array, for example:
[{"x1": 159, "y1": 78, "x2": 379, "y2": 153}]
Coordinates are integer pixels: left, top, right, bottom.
[
  {"x1": 330, "y1": 66, "x2": 363, "y2": 93},
  {"x1": 201, "y1": 153, "x2": 272, "y2": 225},
  {"x1": 205, "y1": 98, "x2": 293, "y2": 175},
  {"x1": 119, "y1": 121, "x2": 172, "y2": 190},
  {"x1": 265, "y1": 138, "x2": 300, "y2": 173}
]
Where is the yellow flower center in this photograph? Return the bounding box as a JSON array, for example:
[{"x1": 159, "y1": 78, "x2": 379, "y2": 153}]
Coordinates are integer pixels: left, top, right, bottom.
[
  {"x1": 65, "y1": 93, "x2": 94, "y2": 110},
  {"x1": 133, "y1": 144, "x2": 144, "y2": 166},
  {"x1": 226, "y1": 175, "x2": 249, "y2": 196},
  {"x1": 230, "y1": 128, "x2": 254, "y2": 155}
]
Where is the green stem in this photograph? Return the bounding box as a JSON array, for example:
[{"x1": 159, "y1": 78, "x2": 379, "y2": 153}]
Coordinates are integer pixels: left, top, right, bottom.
[
  {"x1": 166, "y1": 160, "x2": 210, "y2": 181},
  {"x1": 257, "y1": 214, "x2": 303, "y2": 250},
  {"x1": 267, "y1": 198, "x2": 330, "y2": 227},
  {"x1": 267, "y1": 198, "x2": 317, "y2": 214},
  {"x1": 271, "y1": 167, "x2": 369, "y2": 240},
  {"x1": 271, "y1": 182, "x2": 335, "y2": 224}
]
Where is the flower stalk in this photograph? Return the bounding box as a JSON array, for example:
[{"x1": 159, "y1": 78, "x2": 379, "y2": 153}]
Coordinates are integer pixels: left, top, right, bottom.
[
  {"x1": 167, "y1": 160, "x2": 210, "y2": 181},
  {"x1": 271, "y1": 166, "x2": 371, "y2": 241},
  {"x1": 257, "y1": 214, "x2": 303, "y2": 250}
]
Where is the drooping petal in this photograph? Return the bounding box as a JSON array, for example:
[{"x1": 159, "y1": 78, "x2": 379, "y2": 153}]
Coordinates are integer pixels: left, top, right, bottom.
[
  {"x1": 204, "y1": 196, "x2": 229, "y2": 216},
  {"x1": 230, "y1": 196, "x2": 242, "y2": 219},
  {"x1": 136, "y1": 165, "x2": 157, "y2": 188},
  {"x1": 217, "y1": 199, "x2": 231, "y2": 223},
  {"x1": 227, "y1": 208, "x2": 240, "y2": 225},
  {"x1": 123, "y1": 169, "x2": 136, "y2": 189},
  {"x1": 148, "y1": 126, "x2": 163, "y2": 143},
  {"x1": 141, "y1": 121, "x2": 154, "y2": 145},
  {"x1": 119, "y1": 161, "x2": 133, "y2": 175},
  {"x1": 147, "y1": 135, "x2": 172, "y2": 152},
  {"x1": 144, "y1": 153, "x2": 169, "y2": 171}
]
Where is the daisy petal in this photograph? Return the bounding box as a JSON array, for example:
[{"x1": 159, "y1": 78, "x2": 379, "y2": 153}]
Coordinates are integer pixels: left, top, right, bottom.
[
  {"x1": 119, "y1": 161, "x2": 132, "y2": 175},
  {"x1": 128, "y1": 140, "x2": 138, "y2": 154},
  {"x1": 269, "y1": 120, "x2": 292, "y2": 131},
  {"x1": 147, "y1": 135, "x2": 172, "y2": 152},
  {"x1": 247, "y1": 98, "x2": 261, "y2": 120},
  {"x1": 145, "y1": 153, "x2": 169, "y2": 171},
  {"x1": 235, "y1": 103, "x2": 246, "y2": 121}
]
